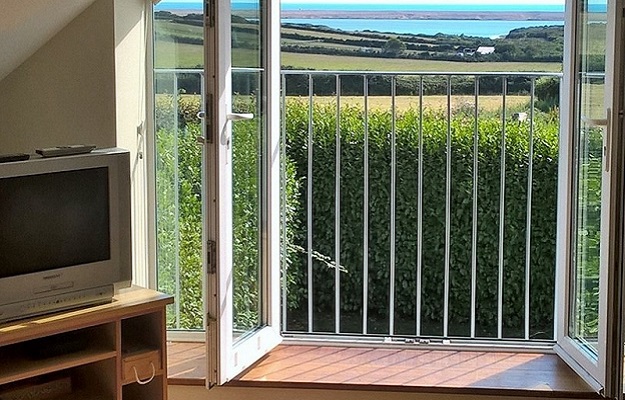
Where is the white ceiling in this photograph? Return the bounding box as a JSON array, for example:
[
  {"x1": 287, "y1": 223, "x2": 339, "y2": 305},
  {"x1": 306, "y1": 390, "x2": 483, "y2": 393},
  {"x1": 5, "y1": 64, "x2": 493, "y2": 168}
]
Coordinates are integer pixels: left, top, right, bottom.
[{"x1": 0, "y1": 0, "x2": 96, "y2": 82}]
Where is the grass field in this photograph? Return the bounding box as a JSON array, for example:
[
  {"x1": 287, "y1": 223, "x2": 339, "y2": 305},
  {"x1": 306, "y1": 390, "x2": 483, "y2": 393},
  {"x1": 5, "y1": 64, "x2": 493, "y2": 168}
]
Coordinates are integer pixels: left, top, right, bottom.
[
  {"x1": 289, "y1": 95, "x2": 531, "y2": 113},
  {"x1": 155, "y1": 40, "x2": 562, "y2": 73},
  {"x1": 282, "y1": 52, "x2": 562, "y2": 73},
  {"x1": 155, "y1": 40, "x2": 260, "y2": 69},
  {"x1": 155, "y1": 40, "x2": 203, "y2": 69},
  {"x1": 168, "y1": 93, "x2": 532, "y2": 114}
]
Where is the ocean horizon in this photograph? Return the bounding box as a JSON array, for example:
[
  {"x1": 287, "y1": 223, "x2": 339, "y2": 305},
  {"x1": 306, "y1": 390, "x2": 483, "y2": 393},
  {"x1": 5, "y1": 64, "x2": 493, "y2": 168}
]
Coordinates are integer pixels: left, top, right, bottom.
[{"x1": 282, "y1": 18, "x2": 563, "y2": 38}]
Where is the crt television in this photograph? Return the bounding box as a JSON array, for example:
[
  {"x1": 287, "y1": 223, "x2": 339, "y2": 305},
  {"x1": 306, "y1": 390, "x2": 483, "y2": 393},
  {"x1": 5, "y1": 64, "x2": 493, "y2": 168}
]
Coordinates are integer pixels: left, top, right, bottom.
[{"x1": 0, "y1": 148, "x2": 132, "y2": 323}]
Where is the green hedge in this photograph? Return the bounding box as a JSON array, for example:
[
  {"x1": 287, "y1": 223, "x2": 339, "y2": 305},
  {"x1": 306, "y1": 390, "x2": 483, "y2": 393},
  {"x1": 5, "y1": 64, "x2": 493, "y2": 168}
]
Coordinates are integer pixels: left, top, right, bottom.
[
  {"x1": 284, "y1": 100, "x2": 559, "y2": 338},
  {"x1": 155, "y1": 95, "x2": 204, "y2": 329}
]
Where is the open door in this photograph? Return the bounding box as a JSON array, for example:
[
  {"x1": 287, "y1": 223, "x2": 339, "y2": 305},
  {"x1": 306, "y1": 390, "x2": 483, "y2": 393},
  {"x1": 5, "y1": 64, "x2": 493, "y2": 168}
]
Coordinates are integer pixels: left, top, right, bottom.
[
  {"x1": 202, "y1": 0, "x2": 282, "y2": 387},
  {"x1": 555, "y1": 0, "x2": 624, "y2": 397}
]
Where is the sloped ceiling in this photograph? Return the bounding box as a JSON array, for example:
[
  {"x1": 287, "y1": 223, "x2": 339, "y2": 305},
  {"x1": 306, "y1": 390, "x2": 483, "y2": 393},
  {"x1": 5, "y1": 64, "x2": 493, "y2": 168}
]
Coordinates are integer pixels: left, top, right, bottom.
[{"x1": 0, "y1": 0, "x2": 97, "y2": 82}]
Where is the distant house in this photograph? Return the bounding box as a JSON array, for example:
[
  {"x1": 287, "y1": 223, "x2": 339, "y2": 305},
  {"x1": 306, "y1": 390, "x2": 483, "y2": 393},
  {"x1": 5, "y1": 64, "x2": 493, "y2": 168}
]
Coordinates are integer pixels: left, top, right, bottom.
[{"x1": 476, "y1": 46, "x2": 496, "y2": 55}]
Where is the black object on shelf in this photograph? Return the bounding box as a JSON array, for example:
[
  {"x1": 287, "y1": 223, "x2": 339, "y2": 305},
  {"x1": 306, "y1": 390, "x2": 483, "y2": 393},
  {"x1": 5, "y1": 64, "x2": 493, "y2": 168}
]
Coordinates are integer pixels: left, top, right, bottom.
[
  {"x1": 0, "y1": 153, "x2": 29, "y2": 163},
  {"x1": 35, "y1": 145, "x2": 96, "y2": 158}
]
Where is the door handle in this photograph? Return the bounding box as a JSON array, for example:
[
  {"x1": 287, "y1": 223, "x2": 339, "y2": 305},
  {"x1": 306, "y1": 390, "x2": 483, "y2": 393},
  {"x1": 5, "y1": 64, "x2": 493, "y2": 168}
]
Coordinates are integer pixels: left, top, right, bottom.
[
  {"x1": 223, "y1": 113, "x2": 254, "y2": 154},
  {"x1": 226, "y1": 113, "x2": 254, "y2": 121},
  {"x1": 195, "y1": 111, "x2": 206, "y2": 145},
  {"x1": 582, "y1": 108, "x2": 611, "y2": 172}
]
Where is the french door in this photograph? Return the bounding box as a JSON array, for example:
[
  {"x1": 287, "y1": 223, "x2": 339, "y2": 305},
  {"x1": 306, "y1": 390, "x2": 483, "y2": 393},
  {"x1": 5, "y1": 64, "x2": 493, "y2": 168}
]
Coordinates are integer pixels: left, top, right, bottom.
[
  {"x1": 202, "y1": 0, "x2": 282, "y2": 387},
  {"x1": 555, "y1": 0, "x2": 625, "y2": 397}
]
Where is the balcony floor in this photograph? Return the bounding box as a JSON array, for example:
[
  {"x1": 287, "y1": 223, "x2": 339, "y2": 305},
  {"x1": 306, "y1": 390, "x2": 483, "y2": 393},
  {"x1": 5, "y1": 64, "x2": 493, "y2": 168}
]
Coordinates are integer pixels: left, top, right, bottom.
[
  {"x1": 168, "y1": 341, "x2": 206, "y2": 385},
  {"x1": 167, "y1": 342, "x2": 598, "y2": 398}
]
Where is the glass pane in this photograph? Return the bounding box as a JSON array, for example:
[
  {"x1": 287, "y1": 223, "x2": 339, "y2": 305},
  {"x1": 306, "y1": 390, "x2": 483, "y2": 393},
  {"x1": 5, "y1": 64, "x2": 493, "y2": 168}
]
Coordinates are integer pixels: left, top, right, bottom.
[
  {"x1": 569, "y1": 0, "x2": 607, "y2": 356},
  {"x1": 232, "y1": 1, "x2": 265, "y2": 340},
  {"x1": 153, "y1": 1, "x2": 205, "y2": 330},
  {"x1": 232, "y1": 0, "x2": 261, "y2": 68}
]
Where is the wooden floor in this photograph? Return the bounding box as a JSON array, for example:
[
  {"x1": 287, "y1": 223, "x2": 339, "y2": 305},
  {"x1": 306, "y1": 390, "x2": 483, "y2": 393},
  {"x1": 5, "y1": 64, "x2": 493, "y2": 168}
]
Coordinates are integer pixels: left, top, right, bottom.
[
  {"x1": 167, "y1": 342, "x2": 599, "y2": 398},
  {"x1": 168, "y1": 341, "x2": 207, "y2": 385}
]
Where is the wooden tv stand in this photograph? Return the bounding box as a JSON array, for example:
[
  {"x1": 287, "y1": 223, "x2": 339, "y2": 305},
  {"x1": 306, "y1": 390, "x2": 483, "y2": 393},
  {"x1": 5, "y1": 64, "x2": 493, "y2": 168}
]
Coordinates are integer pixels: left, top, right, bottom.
[{"x1": 0, "y1": 287, "x2": 173, "y2": 400}]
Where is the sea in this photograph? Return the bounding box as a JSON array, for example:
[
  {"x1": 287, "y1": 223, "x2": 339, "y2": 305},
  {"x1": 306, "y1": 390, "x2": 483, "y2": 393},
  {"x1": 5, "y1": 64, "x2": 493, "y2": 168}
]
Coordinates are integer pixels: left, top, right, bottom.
[
  {"x1": 153, "y1": 1, "x2": 591, "y2": 38},
  {"x1": 281, "y1": 19, "x2": 564, "y2": 38}
]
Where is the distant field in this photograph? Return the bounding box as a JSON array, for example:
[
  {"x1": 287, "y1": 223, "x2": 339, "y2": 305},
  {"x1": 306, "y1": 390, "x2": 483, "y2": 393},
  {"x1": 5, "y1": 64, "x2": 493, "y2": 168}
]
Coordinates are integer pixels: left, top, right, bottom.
[
  {"x1": 282, "y1": 52, "x2": 562, "y2": 73},
  {"x1": 168, "y1": 93, "x2": 531, "y2": 113},
  {"x1": 155, "y1": 40, "x2": 202, "y2": 69},
  {"x1": 155, "y1": 42, "x2": 562, "y2": 73},
  {"x1": 155, "y1": 41, "x2": 258, "y2": 69},
  {"x1": 154, "y1": 19, "x2": 563, "y2": 73},
  {"x1": 287, "y1": 95, "x2": 530, "y2": 113}
]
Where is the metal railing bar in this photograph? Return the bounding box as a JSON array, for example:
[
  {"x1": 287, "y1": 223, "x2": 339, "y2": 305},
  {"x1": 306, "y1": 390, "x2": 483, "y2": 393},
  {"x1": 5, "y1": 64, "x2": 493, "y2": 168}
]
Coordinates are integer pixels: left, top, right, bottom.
[
  {"x1": 155, "y1": 68, "x2": 259, "y2": 75},
  {"x1": 363, "y1": 75, "x2": 370, "y2": 335},
  {"x1": 416, "y1": 76, "x2": 424, "y2": 337},
  {"x1": 552, "y1": 77, "x2": 562, "y2": 341},
  {"x1": 154, "y1": 69, "x2": 563, "y2": 79},
  {"x1": 281, "y1": 73, "x2": 288, "y2": 331},
  {"x1": 173, "y1": 72, "x2": 181, "y2": 330},
  {"x1": 471, "y1": 76, "x2": 479, "y2": 339},
  {"x1": 200, "y1": 71, "x2": 207, "y2": 331},
  {"x1": 497, "y1": 77, "x2": 508, "y2": 340},
  {"x1": 307, "y1": 74, "x2": 314, "y2": 333},
  {"x1": 524, "y1": 78, "x2": 536, "y2": 341},
  {"x1": 154, "y1": 68, "x2": 206, "y2": 74},
  {"x1": 281, "y1": 332, "x2": 556, "y2": 350},
  {"x1": 280, "y1": 70, "x2": 562, "y2": 78},
  {"x1": 335, "y1": 74, "x2": 341, "y2": 334},
  {"x1": 444, "y1": 75, "x2": 452, "y2": 338},
  {"x1": 390, "y1": 76, "x2": 397, "y2": 336}
]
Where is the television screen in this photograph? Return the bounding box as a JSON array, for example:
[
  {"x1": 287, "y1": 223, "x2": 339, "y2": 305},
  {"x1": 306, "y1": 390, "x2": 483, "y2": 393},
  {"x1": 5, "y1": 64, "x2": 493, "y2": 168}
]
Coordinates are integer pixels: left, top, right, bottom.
[{"x1": 0, "y1": 167, "x2": 111, "y2": 279}]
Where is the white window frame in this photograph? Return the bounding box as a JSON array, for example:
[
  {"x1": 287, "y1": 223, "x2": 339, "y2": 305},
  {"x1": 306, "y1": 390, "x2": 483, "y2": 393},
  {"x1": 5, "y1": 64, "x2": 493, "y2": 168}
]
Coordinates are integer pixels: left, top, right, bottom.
[
  {"x1": 203, "y1": 0, "x2": 282, "y2": 387},
  {"x1": 554, "y1": 0, "x2": 625, "y2": 397}
]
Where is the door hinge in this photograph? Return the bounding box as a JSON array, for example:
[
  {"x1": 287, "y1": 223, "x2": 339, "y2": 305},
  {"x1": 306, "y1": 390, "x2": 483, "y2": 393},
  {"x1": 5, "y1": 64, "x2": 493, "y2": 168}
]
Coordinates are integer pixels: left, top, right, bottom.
[
  {"x1": 205, "y1": 93, "x2": 214, "y2": 143},
  {"x1": 205, "y1": 0, "x2": 215, "y2": 28},
  {"x1": 206, "y1": 313, "x2": 217, "y2": 326},
  {"x1": 207, "y1": 240, "x2": 216, "y2": 274}
]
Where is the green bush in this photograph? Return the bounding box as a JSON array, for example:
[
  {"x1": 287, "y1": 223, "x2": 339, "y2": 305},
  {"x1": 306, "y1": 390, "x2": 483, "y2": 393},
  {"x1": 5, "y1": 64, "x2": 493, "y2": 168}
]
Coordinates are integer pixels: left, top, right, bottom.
[{"x1": 155, "y1": 94, "x2": 204, "y2": 329}]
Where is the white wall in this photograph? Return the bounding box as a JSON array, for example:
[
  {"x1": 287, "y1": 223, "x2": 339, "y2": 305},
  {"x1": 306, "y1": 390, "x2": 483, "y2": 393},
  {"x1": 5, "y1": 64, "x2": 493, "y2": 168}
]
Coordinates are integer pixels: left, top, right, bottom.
[
  {"x1": 114, "y1": 0, "x2": 151, "y2": 288},
  {"x1": 0, "y1": 0, "x2": 116, "y2": 153}
]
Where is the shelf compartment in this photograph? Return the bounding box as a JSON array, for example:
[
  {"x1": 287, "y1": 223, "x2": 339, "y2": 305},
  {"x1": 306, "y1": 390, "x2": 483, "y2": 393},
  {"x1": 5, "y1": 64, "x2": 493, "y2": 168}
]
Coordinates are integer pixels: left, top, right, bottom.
[
  {"x1": 0, "y1": 347, "x2": 117, "y2": 386},
  {"x1": 122, "y1": 350, "x2": 162, "y2": 385},
  {"x1": 122, "y1": 375, "x2": 164, "y2": 400},
  {"x1": 121, "y1": 312, "x2": 164, "y2": 354},
  {"x1": 0, "y1": 359, "x2": 116, "y2": 400}
]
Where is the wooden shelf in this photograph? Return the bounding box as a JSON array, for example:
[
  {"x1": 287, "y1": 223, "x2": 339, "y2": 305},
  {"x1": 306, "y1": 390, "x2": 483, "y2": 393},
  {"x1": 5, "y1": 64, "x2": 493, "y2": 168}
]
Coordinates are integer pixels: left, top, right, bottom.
[
  {"x1": 0, "y1": 347, "x2": 116, "y2": 386},
  {"x1": 0, "y1": 287, "x2": 173, "y2": 400}
]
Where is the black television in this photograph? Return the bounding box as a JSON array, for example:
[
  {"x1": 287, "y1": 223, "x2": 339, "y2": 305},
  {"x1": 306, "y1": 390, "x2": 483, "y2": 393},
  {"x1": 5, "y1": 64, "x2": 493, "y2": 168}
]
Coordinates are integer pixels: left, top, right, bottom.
[{"x1": 0, "y1": 148, "x2": 132, "y2": 323}]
